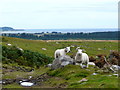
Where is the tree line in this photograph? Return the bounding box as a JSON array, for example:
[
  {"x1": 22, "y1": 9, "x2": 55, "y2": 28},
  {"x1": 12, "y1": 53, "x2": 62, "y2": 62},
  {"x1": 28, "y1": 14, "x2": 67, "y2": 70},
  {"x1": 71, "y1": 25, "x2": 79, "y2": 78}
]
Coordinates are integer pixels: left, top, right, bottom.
[{"x1": 2, "y1": 31, "x2": 119, "y2": 40}]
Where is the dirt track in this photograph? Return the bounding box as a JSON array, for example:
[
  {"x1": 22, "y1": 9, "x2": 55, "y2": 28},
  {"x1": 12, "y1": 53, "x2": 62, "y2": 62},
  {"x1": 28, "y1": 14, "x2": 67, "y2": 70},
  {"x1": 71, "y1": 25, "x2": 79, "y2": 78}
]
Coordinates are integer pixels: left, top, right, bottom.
[{"x1": 43, "y1": 40, "x2": 119, "y2": 42}]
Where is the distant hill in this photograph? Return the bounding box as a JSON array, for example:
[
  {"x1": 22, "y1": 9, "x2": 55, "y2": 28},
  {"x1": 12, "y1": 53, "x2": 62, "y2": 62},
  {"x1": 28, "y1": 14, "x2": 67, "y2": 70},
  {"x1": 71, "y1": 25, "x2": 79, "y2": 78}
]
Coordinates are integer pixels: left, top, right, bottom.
[
  {"x1": 0, "y1": 27, "x2": 24, "y2": 31},
  {"x1": 2, "y1": 31, "x2": 119, "y2": 40}
]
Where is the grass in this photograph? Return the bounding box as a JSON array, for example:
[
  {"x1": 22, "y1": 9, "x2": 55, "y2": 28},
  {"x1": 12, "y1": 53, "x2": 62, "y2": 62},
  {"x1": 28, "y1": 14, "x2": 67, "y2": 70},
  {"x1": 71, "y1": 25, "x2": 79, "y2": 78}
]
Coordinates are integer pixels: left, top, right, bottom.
[
  {"x1": 47, "y1": 65, "x2": 118, "y2": 88},
  {"x1": 2, "y1": 63, "x2": 50, "y2": 79},
  {"x1": 2, "y1": 64, "x2": 118, "y2": 88},
  {"x1": 1, "y1": 36, "x2": 119, "y2": 88},
  {"x1": 1, "y1": 36, "x2": 118, "y2": 58},
  {"x1": 68, "y1": 75, "x2": 118, "y2": 88}
]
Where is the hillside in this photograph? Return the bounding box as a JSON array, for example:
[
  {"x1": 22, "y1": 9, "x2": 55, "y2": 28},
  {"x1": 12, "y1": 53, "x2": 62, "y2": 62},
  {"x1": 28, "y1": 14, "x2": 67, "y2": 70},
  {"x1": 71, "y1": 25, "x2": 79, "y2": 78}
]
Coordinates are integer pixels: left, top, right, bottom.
[
  {"x1": 1, "y1": 27, "x2": 24, "y2": 31},
  {"x1": 1, "y1": 36, "x2": 118, "y2": 57},
  {"x1": 1, "y1": 36, "x2": 119, "y2": 88}
]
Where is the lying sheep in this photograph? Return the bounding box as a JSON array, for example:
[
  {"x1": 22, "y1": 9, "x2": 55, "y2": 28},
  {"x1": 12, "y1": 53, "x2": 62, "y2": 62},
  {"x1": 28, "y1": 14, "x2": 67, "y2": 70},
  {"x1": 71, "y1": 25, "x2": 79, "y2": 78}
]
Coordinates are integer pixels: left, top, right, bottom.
[
  {"x1": 6, "y1": 43, "x2": 12, "y2": 46},
  {"x1": 75, "y1": 49, "x2": 89, "y2": 68},
  {"x1": 16, "y1": 47, "x2": 23, "y2": 51},
  {"x1": 54, "y1": 47, "x2": 71, "y2": 59}
]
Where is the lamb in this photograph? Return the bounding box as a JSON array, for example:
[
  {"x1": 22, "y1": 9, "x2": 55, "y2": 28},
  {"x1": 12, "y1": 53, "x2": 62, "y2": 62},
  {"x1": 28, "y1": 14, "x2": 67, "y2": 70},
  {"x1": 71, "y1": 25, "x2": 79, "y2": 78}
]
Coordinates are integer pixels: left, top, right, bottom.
[
  {"x1": 75, "y1": 49, "x2": 89, "y2": 68},
  {"x1": 54, "y1": 47, "x2": 71, "y2": 59}
]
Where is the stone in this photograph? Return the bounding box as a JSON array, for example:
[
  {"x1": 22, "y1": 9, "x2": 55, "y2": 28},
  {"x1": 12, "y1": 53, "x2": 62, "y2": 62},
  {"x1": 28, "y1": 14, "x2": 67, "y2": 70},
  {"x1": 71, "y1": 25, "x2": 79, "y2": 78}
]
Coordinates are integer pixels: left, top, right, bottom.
[
  {"x1": 42, "y1": 48, "x2": 47, "y2": 50},
  {"x1": 113, "y1": 74, "x2": 119, "y2": 77},
  {"x1": 88, "y1": 62, "x2": 95, "y2": 66},
  {"x1": 78, "y1": 78, "x2": 88, "y2": 83},
  {"x1": 92, "y1": 73, "x2": 97, "y2": 75},
  {"x1": 111, "y1": 65, "x2": 120, "y2": 71},
  {"x1": 46, "y1": 64, "x2": 52, "y2": 68},
  {"x1": 51, "y1": 55, "x2": 74, "y2": 69}
]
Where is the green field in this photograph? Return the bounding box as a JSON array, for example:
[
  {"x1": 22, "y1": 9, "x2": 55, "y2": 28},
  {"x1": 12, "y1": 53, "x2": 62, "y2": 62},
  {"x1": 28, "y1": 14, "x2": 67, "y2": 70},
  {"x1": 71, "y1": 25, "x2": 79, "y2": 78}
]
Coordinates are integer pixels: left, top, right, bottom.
[
  {"x1": 1, "y1": 36, "x2": 119, "y2": 88},
  {"x1": 1, "y1": 36, "x2": 118, "y2": 57}
]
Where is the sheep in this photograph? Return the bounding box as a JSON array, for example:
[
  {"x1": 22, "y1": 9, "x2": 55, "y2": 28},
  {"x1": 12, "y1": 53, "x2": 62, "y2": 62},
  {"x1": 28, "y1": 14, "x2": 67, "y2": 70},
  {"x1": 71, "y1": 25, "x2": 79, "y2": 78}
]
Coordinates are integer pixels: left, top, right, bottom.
[
  {"x1": 75, "y1": 49, "x2": 89, "y2": 68},
  {"x1": 16, "y1": 47, "x2": 23, "y2": 51},
  {"x1": 54, "y1": 47, "x2": 71, "y2": 59},
  {"x1": 6, "y1": 43, "x2": 12, "y2": 46}
]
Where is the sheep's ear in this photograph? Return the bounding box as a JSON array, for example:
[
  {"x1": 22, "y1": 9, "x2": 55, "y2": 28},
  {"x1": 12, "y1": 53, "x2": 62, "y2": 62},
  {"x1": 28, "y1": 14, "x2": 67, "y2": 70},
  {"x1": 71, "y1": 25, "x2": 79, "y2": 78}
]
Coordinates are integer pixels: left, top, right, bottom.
[
  {"x1": 76, "y1": 47, "x2": 80, "y2": 50},
  {"x1": 82, "y1": 49, "x2": 86, "y2": 52}
]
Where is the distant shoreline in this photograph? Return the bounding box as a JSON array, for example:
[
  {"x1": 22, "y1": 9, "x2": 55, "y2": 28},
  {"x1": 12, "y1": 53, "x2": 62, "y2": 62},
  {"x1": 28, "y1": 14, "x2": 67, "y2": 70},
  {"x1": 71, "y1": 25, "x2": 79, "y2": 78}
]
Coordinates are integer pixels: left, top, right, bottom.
[{"x1": 2, "y1": 29, "x2": 24, "y2": 31}]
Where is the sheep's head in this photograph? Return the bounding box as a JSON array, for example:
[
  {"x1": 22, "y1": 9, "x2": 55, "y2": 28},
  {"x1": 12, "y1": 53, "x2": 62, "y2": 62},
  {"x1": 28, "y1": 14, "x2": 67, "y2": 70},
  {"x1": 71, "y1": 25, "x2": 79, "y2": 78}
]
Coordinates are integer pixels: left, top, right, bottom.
[
  {"x1": 65, "y1": 47, "x2": 71, "y2": 53},
  {"x1": 77, "y1": 49, "x2": 83, "y2": 56}
]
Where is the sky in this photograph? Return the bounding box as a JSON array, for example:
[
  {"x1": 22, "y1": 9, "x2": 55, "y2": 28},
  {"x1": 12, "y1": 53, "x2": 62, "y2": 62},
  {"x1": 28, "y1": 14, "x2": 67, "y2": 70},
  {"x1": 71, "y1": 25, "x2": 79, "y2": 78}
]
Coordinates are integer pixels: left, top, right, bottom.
[{"x1": 0, "y1": 0, "x2": 119, "y2": 29}]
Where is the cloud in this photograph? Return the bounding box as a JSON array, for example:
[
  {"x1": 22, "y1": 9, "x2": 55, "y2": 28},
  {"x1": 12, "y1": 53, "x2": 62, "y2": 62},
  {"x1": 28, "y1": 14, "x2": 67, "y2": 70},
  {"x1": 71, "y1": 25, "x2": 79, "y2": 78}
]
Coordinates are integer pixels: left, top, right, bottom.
[{"x1": 0, "y1": 0, "x2": 118, "y2": 28}]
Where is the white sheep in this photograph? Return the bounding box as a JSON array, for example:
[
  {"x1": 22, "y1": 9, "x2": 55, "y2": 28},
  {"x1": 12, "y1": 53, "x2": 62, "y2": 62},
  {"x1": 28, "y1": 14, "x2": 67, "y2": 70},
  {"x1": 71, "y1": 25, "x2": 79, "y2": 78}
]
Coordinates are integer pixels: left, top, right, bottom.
[
  {"x1": 17, "y1": 47, "x2": 23, "y2": 51},
  {"x1": 75, "y1": 49, "x2": 89, "y2": 68},
  {"x1": 54, "y1": 47, "x2": 71, "y2": 59},
  {"x1": 7, "y1": 43, "x2": 12, "y2": 46}
]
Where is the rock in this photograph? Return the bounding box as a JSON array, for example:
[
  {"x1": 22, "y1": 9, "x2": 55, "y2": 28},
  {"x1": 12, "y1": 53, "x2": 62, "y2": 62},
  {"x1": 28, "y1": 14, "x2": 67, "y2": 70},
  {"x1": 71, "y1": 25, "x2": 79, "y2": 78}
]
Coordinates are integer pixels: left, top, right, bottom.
[
  {"x1": 51, "y1": 55, "x2": 74, "y2": 69},
  {"x1": 56, "y1": 42, "x2": 59, "y2": 44},
  {"x1": 111, "y1": 65, "x2": 120, "y2": 71},
  {"x1": 113, "y1": 74, "x2": 119, "y2": 77},
  {"x1": 88, "y1": 62, "x2": 95, "y2": 66},
  {"x1": 51, "y1": 59, "x2": 62, "y2": 70},
  {"x1": 89, "y1": 56, "x2": 96, "y2": 62},
  {"x1": 20, "y1": 79, "x2": 30, "y2": 82},
  {"x1": 61, "y1": 61, "x2": 70, "y2": 66},
  {"x1": 46, "y1": 64, "x2": 52, "y2": 68},
  {"x1": 20, "y1": 82, "x2": 34, "y2": 87},
  {"x1": 94, "y1": 59, "x2": 106, "y2": 68},
  {"x1": 0, "y1": 80, "x2": 2, "y2": 84},
  {"x1": 78, "y1": 78, "x2": 88, "y2": 83},
  {"x1": 98, "y1": 48, "x2": 102, "y2": 50},
  {"x1": 42, "y1": 48, "x2": 47, "y2": 50},
  {"x1": 2, "y1": 79, "x2": 16, "y2": 85},
  {"x1": 92, "y1": 73, "x2": 97, "y2": 75},
  {"x1": 109, "y1": 51, "x2": 120, "y2": 66}
]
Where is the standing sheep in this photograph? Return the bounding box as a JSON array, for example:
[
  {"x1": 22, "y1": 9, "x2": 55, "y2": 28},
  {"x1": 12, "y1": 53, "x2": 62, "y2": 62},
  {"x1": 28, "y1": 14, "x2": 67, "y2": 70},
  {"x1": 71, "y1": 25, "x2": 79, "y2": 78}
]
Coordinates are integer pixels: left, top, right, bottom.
[
  {"x1": 75, "y1": 49, "x2": 89, "y2": 68},
  {"x1": 54, "y1": 47, "x2": 71, "y2": 59}
]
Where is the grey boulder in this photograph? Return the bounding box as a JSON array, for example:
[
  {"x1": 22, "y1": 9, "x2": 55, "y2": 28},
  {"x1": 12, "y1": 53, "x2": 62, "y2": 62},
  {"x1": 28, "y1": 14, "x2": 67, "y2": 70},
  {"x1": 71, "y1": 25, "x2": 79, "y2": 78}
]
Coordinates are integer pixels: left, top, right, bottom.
[{"x1": 51, "y1": 55, "x2": 74, "y2": 69}]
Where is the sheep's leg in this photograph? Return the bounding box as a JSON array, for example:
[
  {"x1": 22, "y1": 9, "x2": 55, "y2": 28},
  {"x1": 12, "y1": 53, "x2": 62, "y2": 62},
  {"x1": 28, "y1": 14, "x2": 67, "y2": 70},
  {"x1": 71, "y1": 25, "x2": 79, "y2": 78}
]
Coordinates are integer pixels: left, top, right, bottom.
[
  {"x1": 86, "y1": 63, "x2": 88, "y2": 68},
  {"x1": 80, "y1": 63, "x2": 83, "y2": 68}
]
